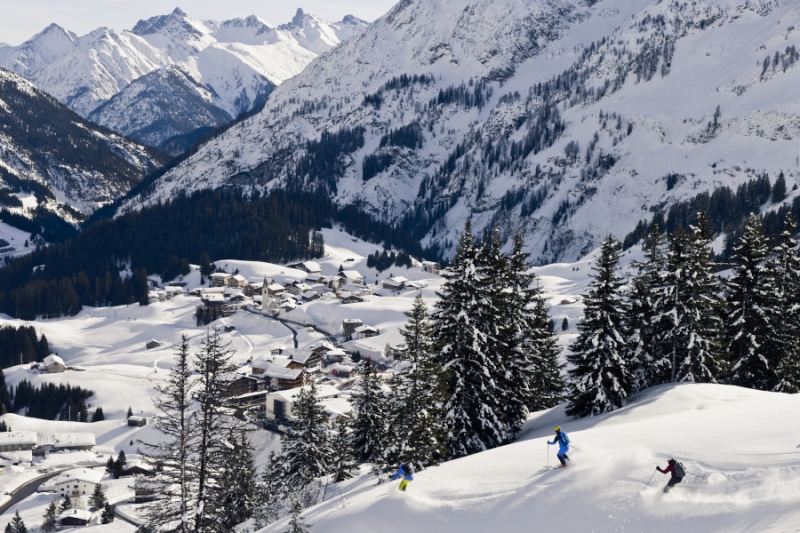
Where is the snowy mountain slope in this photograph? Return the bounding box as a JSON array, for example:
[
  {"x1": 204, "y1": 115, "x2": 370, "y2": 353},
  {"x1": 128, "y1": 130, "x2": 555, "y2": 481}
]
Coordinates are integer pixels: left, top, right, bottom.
[
  {"x1": 120, "y1": 0, "x2": 800, "y2": 262},
  {"x1": 0, "y1": 68, "x2": 164, "y2": 222},
  {"x1": 0, "y1": 8, "x2": 368, "y2": 127},
  {"x1": 87, "y1": 67, "x2": 233, "y2": 152},
  {"x1": 260, "y1": 383, "x2": 800, "y2": 533}
]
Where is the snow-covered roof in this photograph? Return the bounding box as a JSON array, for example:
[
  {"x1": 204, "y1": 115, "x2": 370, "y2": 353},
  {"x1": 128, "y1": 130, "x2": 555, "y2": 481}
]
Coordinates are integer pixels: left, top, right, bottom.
[
  {"x1": 53, "y1": 433, "x2": 96, "y2": 448},
  {"x1": 203, "y1": 293, "x2": 224, "y2": 302},
  {"x1": 55, "y1": 467, "x2": 103, "y2": 485},
  {"x1": 268, "y1": 283, "x2": 285, "y2": 291},
  {"x1": 326, "y1": 348, "x2": 347, "y2": 357},
  {"x1": 210, "y1": 273, "x2": 231, "y2": 279},
  {"x1": 0, "y1": 431, "x2": 37, "y2": 446},
  {"x1": 321, "y1": 397, "x2": 353, "y2": 418},
  {"x1": 60, "y1": 509, "x2": 93, "y2": 521},
  {"x1": 272, "y1": 384, "x2": 340, "y2": 403},
  {"x1": 354, "y1": 325, "x2": 378, "y2": 333},
  {"x1": 340, "y1": 270, "x2": 363, "y2": 280},
  {"x1": 43, "y1": 354, "x2": 65, "y2": 367},
  {"x1": 263, "y1": 366, "x2": 303, "y2": 380},
  {"x1": 343, "y1": 318, "x2": 363, "y2": 325},
  {"x1": 389, "y1": 276, "x2": 408, "y2": 283},
  {"x1": 302, "y1": 261, "x2": 321, "y2": 272},
  {"x1": 232, "y1": 274, "x2": 247, "y2": 282},
  {"x1": 302, "y1": 291, "x2": 319, "y2": 300}
]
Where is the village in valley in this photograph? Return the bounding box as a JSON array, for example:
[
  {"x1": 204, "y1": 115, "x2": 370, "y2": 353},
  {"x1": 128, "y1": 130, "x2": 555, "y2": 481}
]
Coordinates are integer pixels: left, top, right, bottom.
[{"x1": 0, "y1": 227, "x2": 586, "y2": 533}]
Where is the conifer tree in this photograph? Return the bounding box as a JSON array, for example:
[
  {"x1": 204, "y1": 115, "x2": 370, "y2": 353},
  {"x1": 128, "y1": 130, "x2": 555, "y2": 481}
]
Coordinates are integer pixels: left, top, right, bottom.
[
  {"x1": 91, "y1": 407, "x2": 104, "y2": 422},
  {"x1": 658, "y1": 216, "x2": 723, "y2": 383},
  {"x1": 329, "y1": 417, "x2": 357, "y2": 483},
  {"x1": 384, "y1": 294, "x2": 445, "y2": 469},
  {"x1": 254, "y1": 452, "x2": 286, "y2": 528},
  {"x1": 770, "y1": 212, "x2": 800, "y2": 393},
  {"x1": 101, "y1": 504, "x2": 115, "y2": 524},
  {"x1": 282, "y1": 503, "x2": 311, "y2": 533},
  {"x1": 59, "y1": 494, "x2": 72, "y2": 513},
  {"x1": 725, "y1": 215, "x2": 777, "y2": 390},
  {"x1": 280, "y1": 381, "x2": 331, "y2": 500},
  {"x1": 41, "y1": 500, "x2": 58, "y2": 533},
  {"x1": 192, "y1": 329, "x2": 236, "y2": 533},
  {"x1": 627, "y1": 224, "x2": 667, "y2": 390},
  {"x1": 0, "y1": 369, "x2": 9, "y2": 414},
  {"x1": 566, "y1": 236, "x2": 633, "y2": 418},
  {"x1": 140, "y1": 334, "x2": 196, "y2": 533},
  {"x1": 218, "y1": 429, "x2": 256, "y2": 531},
  {"x1": 434, "y1": 222, "x2": 505, "y2": 457},
  {"x1": 506, "y1": 233, "x2": 564, "y2": 413},
  {"x1": 349, "y1": 358, "x2": 388, "y2": 468},
  {"x1": 9, "y1": 511, "x2": 26, "y2": 533},
  {"x1": 90, "y1": 483, "x2": 107, "y2": 511}
]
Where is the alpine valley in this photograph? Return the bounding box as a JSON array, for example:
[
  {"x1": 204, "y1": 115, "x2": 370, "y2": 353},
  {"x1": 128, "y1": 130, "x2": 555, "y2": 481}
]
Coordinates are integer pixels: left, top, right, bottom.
[{"x1": 111, "y1": 0, "x2": 800, "y2": 262}]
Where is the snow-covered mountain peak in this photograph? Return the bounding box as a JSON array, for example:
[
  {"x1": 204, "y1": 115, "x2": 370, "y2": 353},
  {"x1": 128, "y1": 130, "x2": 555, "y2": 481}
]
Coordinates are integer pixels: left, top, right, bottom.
[{"x1": 131, "y1": 7, "x2": 203, "y2": 38}]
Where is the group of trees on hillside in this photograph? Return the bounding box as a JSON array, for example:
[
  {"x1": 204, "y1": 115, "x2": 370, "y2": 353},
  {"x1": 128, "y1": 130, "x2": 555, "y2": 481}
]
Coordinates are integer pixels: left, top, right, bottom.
[
  {"x1": 568, "y1": 212, "x2": 800, "y2": 417},
  {"x1": 0, "y1": 189, "x2": 435, "y2": 321},
  {"x1": 140, "y1": 227, "x2": 564, "y2": 531},
  {"x1": 0, "y1": 325, "x2": 50, "y2": 368},
  {"x1": 2, "y1": 377, "x2": 94, "y2": 420}
]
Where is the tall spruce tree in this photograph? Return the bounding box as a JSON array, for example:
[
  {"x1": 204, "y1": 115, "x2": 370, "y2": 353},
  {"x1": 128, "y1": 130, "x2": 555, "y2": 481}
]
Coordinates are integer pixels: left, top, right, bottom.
[
  {"x1": 9, "y1": 512, "x2": 26, "y2": 533},
  {"x1": 657, "y1": 216, "x2": 723, "y2": 383},
  {"x1": 725, "y1": 215, "x2": 777, "y2": 390},
  {"x1": 329, "y1": 417, "x2": 357, "y2": 483},
  {"x1": 0, "y1": 369, "x2": 9, "y2": 414},
  {"x1": 192, "y1": 329, "x2": 236, "y2": 533},
  {"x1": 90, "y1": 483, "x2": 107, "y2": 511},
  {"x1": 254, "y1": 451, "x2": 286, "y2": 528},
  {"x1": 434, "y1": 222, "x2": 505, "y2": 457},
  {"x1": 282, "y1": 503, "x2": 311, "y2": 533},
  {"x1": 41, "y1": 500, "x2": 58, "y2": 533},
  {"x1": 506, "y1": 233, "x2": 564, "y2": 413},
  {"x1": 771, "y1": 212, "x2": 800, "y2": 393},
  {"x1": 280, "y1": 381, "x2": 331, "y2": 502},
  {"x1": 349, "y1": 358, "x2": 388, "y2": 468},
  {"x1": 566, "y1": 236, "x2": 633, "y2": 418},
  {"x1": 627, "y1": 224, "x2": 667, "y2": 391},
  {"x1": 384, "y1": 294, "x2": 445, "y2": 469},
  {"x1": 218, "y1": 429, "x2": 256, "y2": 531}
]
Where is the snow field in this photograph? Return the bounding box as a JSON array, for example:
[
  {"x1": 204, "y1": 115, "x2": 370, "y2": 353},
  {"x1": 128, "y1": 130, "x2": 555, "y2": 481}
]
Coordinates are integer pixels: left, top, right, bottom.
[{"x1": 258, "y1": 383, "x2": 800, "y2": 533}]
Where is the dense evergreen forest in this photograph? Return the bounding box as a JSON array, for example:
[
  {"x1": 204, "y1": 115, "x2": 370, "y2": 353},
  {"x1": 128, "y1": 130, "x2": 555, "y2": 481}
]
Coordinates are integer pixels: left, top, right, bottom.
[
  {"x1": 0, "y1": 325, "x2": 50, "y2": 369},
  {"x1": 9, "y1": 379, "x2": 94, "y2": 421},
  {"x1": 0, "y1": 189, "x2": 434, "y2": 320}
]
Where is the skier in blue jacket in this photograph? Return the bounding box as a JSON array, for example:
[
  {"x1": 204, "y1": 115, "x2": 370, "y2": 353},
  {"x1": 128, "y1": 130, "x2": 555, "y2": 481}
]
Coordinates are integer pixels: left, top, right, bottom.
[
  {"x1": 548, "y1": 426, "x2": 571, "y2": 468},
  {"x1": 389, "y1": 462, "x2": 414, "y2": 491}
]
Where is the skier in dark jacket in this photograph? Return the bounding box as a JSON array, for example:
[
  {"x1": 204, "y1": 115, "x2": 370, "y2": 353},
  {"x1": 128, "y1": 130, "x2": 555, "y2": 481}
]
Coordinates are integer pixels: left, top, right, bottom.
[
  {"x1": 548, "y1": 426, "x2": 570, "y2": 468},
  {"x1": 389, "y1": 462, "x2": 414, "y2": 491},
  {"x1": 657, "y1": 458, "x2": 684, "y2": 493}
]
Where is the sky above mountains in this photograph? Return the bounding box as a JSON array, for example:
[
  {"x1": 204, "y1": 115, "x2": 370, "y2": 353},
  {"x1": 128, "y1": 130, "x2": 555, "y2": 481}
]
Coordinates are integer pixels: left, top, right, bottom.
[{"x1": 0, "y1": 0, "x2": 395, "y2": 45}]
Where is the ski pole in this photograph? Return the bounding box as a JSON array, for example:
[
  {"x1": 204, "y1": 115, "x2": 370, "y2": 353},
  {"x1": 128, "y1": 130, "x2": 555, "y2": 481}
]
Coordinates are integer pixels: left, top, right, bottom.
[
  {"x1": 643, "y1": 468, "x2": 657, "y2": 489},
  {"x1": 547, "y1": 442, "x2": 550, "y2": 468}
]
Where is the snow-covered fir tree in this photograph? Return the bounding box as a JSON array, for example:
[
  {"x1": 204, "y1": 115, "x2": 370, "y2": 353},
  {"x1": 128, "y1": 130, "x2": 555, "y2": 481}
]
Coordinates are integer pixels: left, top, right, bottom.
[
  {"x1": 725, "y1": 215, "x2": 777, "y2": 390},
  {"x1": 140, "y1": 334, "x2": 197, "y2": 533},
  {"x1": 627, "y1": 224, "x2": 667, "y2": 391},
  {"x1": 770, "y1": 212, "x2": 800, "y2": 393},
  {"x1": 566, "y1": 235, "x2": 633, "y2": 418},
  {"x1": 657, "y1": 215, "x2": 724, "y2": 383},
  {"x1": 349, "y1": 357, "x2": 388, "y2": 469},
  {"x1": 90, "y1": 482, "x2": 107, "y2": 511},
  {"x1": 41, "y1": 500, "x2": 57, "y2": 533},
  {"x1": 384, "y1": 294, "x2": 446, "y2": 469},
  {"x1": 192, "y1": 329, "x2": 236, "y2": 533},
  {"x1": 280, "y1": 380, "x2": 332, "y2": 505},
  {"x1": 282, "y1": 502, "x2": 311, "y2": 533},
  {"x1": 434, "y1": 222, "x2": 505, "y2": 458},
  {"x1": 505, "y1": 232, "x2": 564, "y2": 413},
  {"x1": 329, "y1": 417, "x2": 357, "y2": 483},
  {"x1": 253, "y1": 451, "x2": 286, "y2": 528},
  {"x1": 218, "y1": 429, "x2": 256, "y2": 530}
]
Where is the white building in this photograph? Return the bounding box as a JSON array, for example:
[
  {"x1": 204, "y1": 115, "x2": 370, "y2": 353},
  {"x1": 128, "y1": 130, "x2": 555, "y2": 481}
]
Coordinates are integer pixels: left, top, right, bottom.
[
  {"x1": 0, "y1": 431, "x2": 37, "y2": 464},
  {"x1": 54, "y1": 468, "x2": 104, "y2": 498},
  {"x1": 265, "y1": 384, "x2": 342, "y2": 421},
  {"x1": 43, "y1": 354, "x2": 66, "y2": 373},
  {"x1": 53, "y1": 433, "x2": 96, "y2": 451}
]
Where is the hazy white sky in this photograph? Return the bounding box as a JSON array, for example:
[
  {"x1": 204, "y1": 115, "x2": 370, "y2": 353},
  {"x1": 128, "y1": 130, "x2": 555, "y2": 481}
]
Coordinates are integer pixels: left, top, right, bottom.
[{"x1": 0, "y1": 0, "x2": 398, "y2": 46}]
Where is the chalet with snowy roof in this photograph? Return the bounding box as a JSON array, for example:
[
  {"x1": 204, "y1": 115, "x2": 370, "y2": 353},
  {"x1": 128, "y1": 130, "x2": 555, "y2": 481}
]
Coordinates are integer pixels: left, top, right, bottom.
[
  {"x1": 145, "y1": 340, "x2": 163, "y2": 350},
  {"x1": 201, "y1": 292, "x2": 224, "y2": 308},
  {"x1": 266, "y1": 282, "x2": 286, "y2": 296},
  {"x1": 262, "y1": 365, "x2": 305, "y2": 390},
  {"x1": 244, "y1": 281, "x2": 264, "y2": 297},
  {"x1": 341, "y1": 294, "x2": 365, "y2": 305},
  {"x1": 422, "y1": 261, "x2": 441, "y2": 274},
  {"x1": 127, "y1": 416, "x2": 147, "y2": 427},
  {"x1": 286, "y1": 349, "x2": 323, "y2": 370},
  {"x1": 304, "y1": 274, "x2": 325, "y2": 284},
  {"x1": 54, "y1": 468, "x2": 103, "y2": 497},
  {"x1": 338, "y1": 270, "x2": 364, "y2": 285},
  {"x1": 222, "y1": 375, "x2": 266, "y2": 398},
  {"x1": 228, "y1": 274, "x2": 248, "y2": 288},
  {"x1": 120, "y1": 460, "x2": 154, "y2": 477},
  {"x1": 382, "y1": 276, "x2": 407, "y2": 291},
  {"x1": 302, "y1": 291, "x2": 320, "y2": 302},
  {"x1": 209, "y1": 272, "x2": 232, "y2": 287},
  {"x1": 0, "y1": 431, "x2": 37, "y2": 453},
  {"x1": 43, "y1": 354, "x2": 66, "y2": 373},
  {"x1": 279, "y1": 301, "x2": 297, "y2": 313},
  {"x1": 353, "y1": 325, "x2": 379, "y2": 340},
  {"x1": 323, "y1": 348, "x2": 347, "y2": 364},
  {"x1": 60, "y1": 509, "x2": 92, "y2": 527},
  {"x1": 342, "y1": 319, "x2": 363, "y2": 340},
  {"x1": 265, "y1": 384, "x2": 341, "y2": 422},
  {"x1": 53, "y1": 433, "x2": 96, "y2": 451},
  {"x1": 288, "y1": 261, "x2": 322, "y2": 275}
]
